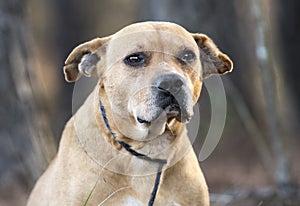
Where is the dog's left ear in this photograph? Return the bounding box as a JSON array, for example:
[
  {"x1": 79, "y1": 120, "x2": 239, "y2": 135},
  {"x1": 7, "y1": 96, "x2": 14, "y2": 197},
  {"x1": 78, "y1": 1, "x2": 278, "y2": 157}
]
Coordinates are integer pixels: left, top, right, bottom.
[
  {"x1": 63, "y1": 37, "x2": 110, "y2": 82},
  {"x1": 192, "y1": 33, "x2": 233, "y2": 79}
]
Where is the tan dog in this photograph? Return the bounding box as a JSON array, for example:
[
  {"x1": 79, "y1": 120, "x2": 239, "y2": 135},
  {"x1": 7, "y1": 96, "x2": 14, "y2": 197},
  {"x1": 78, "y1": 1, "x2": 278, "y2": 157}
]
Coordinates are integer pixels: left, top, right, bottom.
[{"x1": 27, "y1": 22, "x2": 233, "y2": 206}]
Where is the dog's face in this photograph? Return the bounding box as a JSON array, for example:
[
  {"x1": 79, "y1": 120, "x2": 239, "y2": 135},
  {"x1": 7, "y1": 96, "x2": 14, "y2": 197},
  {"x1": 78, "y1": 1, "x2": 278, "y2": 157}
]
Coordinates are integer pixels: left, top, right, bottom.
[{"x1": 64, "y1": 22, "x2": 233, "y2": 142}]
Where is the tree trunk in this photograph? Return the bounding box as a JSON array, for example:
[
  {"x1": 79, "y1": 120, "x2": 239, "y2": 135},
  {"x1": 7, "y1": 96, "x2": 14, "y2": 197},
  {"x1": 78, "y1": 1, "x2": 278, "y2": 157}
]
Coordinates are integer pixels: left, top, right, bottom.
[
  {"x1": 0, "y1": 0, "x2": 56, "y2": 204},
  {"x1": 250, "y1": 0, "x2": 291, "y2": 192}
]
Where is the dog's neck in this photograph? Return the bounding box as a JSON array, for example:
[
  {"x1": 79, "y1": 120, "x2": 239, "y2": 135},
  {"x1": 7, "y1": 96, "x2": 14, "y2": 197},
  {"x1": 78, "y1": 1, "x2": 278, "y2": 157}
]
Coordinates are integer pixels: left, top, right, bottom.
[
  {"x1": 96, "y1": 84, "x2": 186, "y2": 157},
  {"x1": 73, "y1": 84, "x2": 192, "y2": 174}
]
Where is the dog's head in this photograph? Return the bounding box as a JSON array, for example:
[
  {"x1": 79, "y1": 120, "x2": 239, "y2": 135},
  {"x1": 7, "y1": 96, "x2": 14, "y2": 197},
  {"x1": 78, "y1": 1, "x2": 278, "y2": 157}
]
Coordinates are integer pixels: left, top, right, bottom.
[{"x1": 64, "y1": 22, "x2": 233, "y2": 142}]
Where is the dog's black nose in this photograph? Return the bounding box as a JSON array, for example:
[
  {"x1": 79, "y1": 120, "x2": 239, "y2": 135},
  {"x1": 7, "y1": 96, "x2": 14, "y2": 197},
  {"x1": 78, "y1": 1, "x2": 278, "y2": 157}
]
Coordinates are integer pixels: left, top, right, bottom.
[{"x1": 156, "y1": 74, "x2": 184, "y2": 94}]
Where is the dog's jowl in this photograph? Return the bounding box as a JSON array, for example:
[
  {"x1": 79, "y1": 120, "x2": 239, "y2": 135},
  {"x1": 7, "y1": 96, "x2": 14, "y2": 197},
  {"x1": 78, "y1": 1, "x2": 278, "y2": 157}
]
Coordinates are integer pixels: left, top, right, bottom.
[{"x1": 27, "y1": 22, "x2": 233, "y2": 206}]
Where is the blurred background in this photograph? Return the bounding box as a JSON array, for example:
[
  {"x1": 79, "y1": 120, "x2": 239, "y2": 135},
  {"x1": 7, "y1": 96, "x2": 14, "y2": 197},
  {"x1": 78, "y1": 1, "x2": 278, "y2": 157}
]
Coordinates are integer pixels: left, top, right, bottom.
[{"x1": 0, "y1": 0, "x2": 299, "y2": 205}]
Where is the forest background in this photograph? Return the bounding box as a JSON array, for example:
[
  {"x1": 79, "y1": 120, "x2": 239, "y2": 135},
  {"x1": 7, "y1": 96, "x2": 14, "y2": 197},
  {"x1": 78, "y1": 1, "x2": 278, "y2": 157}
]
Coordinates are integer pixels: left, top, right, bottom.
[{"x1": 0, "y1": 0, "x2": 299, "y2": 205}]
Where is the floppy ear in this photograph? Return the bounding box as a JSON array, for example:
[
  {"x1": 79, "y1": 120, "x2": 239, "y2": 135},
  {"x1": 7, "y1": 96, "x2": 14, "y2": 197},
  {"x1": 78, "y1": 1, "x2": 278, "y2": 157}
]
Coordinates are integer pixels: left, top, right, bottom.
[
  {"x1": 63, "y1": 37, "x2": 110, "y2": 82},
  {"x1": 193, "y1": 33, "x2": 233, "y2": 79}
]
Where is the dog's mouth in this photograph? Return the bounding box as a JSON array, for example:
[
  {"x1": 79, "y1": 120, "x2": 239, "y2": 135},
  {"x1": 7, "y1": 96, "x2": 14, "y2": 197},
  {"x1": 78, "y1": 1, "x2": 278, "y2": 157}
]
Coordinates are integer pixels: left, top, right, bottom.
[
  {"x1": 135, "y1": 90, "x2": 191, "y2": 126},
  {"x1": 137, "y1": 104, "x2": 180, "y2": 125}
]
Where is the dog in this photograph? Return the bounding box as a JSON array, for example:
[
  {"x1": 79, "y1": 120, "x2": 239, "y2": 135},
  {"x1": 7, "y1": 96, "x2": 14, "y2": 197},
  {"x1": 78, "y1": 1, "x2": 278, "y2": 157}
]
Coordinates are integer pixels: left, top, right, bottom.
[{"x1": 27, "y1": 21, "x2": 233, "y2": 206}]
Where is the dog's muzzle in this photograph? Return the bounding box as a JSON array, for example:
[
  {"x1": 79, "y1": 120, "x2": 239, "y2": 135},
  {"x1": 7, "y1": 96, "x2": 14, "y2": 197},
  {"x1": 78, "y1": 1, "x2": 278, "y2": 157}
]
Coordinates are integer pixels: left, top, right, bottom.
[{"x1": 136, "y1": 74, "x2": 193, "y2": 125}]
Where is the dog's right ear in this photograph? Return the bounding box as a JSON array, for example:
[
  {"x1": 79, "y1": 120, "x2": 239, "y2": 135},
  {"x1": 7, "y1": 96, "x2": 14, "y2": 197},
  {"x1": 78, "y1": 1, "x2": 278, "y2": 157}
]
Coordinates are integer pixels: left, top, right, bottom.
[{"x1": 63, "y1": 37, "x2": 110, "y2": 82}]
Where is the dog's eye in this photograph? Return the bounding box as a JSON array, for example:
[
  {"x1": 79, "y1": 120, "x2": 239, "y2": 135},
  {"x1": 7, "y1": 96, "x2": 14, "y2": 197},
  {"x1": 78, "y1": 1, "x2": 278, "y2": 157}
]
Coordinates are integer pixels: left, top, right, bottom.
[
  {"x1": 178, "y1": 50, "x2": 196, "y2": 64},
  {"x1": 124, "y1": 52, "x2": 146, "y2": 67}
]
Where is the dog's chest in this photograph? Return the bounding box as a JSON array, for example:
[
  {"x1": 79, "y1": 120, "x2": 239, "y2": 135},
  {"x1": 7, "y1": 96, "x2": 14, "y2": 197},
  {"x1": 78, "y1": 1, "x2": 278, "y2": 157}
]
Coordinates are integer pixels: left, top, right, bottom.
[
  {"x1": 122, "y1": 196, "x2": 144, "y2": 206},
  {"x1": 122, "y1": 196, "x2": 181, "y2": 206}
]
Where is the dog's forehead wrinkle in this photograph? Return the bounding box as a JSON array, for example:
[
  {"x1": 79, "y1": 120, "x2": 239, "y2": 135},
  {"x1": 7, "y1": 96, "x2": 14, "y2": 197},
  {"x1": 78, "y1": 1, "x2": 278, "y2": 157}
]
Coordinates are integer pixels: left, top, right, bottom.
[
  {"x1": 110, "y1": 23, "x2": 196, "y2": 49},
  {"x1": 118, "y1": 21, "x2": 192, "y2": 38}
]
